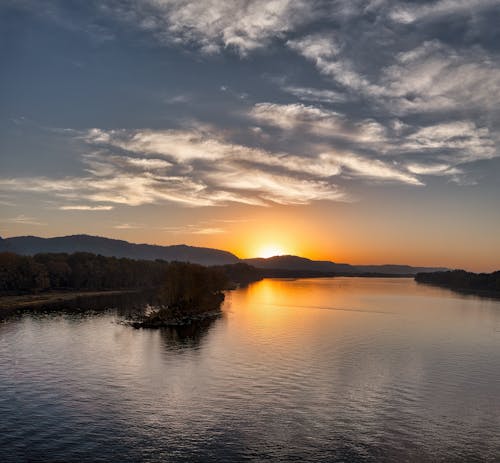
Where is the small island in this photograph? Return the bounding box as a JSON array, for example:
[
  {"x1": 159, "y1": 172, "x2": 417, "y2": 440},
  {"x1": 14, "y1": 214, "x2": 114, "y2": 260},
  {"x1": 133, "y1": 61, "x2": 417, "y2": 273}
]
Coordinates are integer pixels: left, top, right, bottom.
[
  {"x1": 128, "y1": 262, "x2": 228, "y2": 328},
  {"x1": 415, "y1": 269, "x2": 500, "y2": 298}
]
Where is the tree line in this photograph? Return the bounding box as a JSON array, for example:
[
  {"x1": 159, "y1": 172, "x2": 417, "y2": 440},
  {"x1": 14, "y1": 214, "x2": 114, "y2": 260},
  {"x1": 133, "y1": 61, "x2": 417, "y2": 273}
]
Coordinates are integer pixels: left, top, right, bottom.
[
  {"x1": 0, "y1": 252, "x2": 263, "y2": 295},
  {"x1": 415, "y1": 269, "x2": 500, "y2": 294},
  {"x1": 0, "y1": 252, "x2": 174, "y2": 293}
]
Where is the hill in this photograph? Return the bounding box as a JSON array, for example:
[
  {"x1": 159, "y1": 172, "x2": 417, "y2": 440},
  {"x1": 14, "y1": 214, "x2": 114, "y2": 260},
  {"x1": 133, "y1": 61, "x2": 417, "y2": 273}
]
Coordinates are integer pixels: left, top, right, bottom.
[
  {"x1": 243, "y1": 255, "x2": 446, "y2": 276},
  {"x1": 0, "y1": 234, "x2": 239, "y2": 266},
  {"x1": 243, "y1": 255, "x2": 353, "y2": 274}
]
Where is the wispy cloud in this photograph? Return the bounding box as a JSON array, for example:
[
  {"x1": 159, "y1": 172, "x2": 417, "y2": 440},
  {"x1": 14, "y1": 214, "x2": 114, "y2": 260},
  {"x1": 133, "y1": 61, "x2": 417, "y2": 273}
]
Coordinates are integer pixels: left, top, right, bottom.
[
  {"x1": 247, "y1": 101, "x2": 497, "y2": 183},
  {"x1": 249, "y1": 103, "x2": 387, "y2": 144},
  {"x1": 1, "y1": 215, "x2": 46, "y2": 226},
  {"x1": 320, "y1": 152, "x2": 423, "y2": 186},
  {"x1": 287, "y1": 33, "x2": 383, "y2": 97},
  {"x1": 115, "y1": 222, "x2": 223, "y2": 235},
  {"x1": 287, "y1": 30, "x2": 500, "y2": 118},
  {"x1": 164, "y1": 94, "x2": 192, "y2": 104},
  {"x1": 0, "y1": 198, "x2": 15, "y2": 207},
  {"x1": 190, "y1": 227, "x2": 225, "y2": 235},
  {"x1": 5, "y1": 104, "x2": 491, "y2": 210},
  {"x1": 118, "y1": 222, "x2": 227, "y2": 232},
  {"x1": 60, "y1": 205, "x2": 114, "y2": 211},
  {"x1": 389, "y1": 0, "x2": 500, "y2": 24},
  {"x1": 400, "y1": 121, "x2": 496, "y2": 163},
  {"x1": 0, "y1": 126, "x2": 347, "y2": 208},
  {"x1": 162, "y1": 225, "x2": 227, "y2": 235},
  {"x1": 283, "y1": 85, "x2": 347, "y2": 104},
  {"x1": 113, "y1": 223, "x2": 144, "y2": 230},
  {"x1": 382, "y1": 41, "x2": 500, "y2": 114}
]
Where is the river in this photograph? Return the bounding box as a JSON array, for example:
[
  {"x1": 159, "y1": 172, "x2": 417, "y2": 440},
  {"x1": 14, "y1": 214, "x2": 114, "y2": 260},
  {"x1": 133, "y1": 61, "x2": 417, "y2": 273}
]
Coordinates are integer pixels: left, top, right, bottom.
[{"x1": 1, "y1": 277, "x2": 499, "y2": 462}]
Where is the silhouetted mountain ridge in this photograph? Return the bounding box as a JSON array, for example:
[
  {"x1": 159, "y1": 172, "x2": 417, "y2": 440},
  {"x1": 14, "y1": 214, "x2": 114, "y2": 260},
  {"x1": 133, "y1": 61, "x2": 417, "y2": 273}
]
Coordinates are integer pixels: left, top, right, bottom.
[
  {"x1": 242, "y1": 255, "x2": 353, "y2": 273},
  {"x1": 0, "y1": 234, "x2": 239, "y2": 266},
  {"x1": 0, "y1": 234, "x2": 446, "y2": 275},
  {"x1": 243, "y1": 255, "x2": 445, "y2": 275}
]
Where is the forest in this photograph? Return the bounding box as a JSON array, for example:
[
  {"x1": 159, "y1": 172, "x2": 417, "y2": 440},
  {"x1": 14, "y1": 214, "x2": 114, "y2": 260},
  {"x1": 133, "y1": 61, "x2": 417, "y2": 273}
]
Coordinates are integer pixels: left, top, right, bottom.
[
  {"x1": 0, "y1": 252, "x2": 173, "y2": 293},
  {"x1": 415, "y1": 269, "x2": 500, "y2": 295},
  {"x1": 0, "y1": 252, "x2": 265, "y2": 324},
  {"x1": 0, "y1": 252, "x2": 262, "y2": 295}
]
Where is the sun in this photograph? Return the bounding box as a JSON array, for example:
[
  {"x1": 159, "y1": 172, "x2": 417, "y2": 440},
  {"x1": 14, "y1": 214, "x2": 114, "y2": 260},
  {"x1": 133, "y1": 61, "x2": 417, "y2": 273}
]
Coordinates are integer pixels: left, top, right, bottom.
[{"x1": 257, "y1": 244, "x2": 285, "y2": 258}]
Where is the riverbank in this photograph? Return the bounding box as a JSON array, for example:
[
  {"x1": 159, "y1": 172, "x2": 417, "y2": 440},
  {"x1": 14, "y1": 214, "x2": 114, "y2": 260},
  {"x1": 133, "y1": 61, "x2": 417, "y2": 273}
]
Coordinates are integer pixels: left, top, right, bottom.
[
  {"x1": 0, "y1": 288, "x2": 226, "y2": 327},
  {"x1": 127, "y1": 308, "x2": 223, "y2": 328},
  {"x1": 416, "y1": 282, "x2": 500, "y2": 299},
  {"x1": 415, "y1": 270, "x2": 500, "y2": 300},
  {"x1": 0, "y1": 289, "x2": 142, "y2": 318}
]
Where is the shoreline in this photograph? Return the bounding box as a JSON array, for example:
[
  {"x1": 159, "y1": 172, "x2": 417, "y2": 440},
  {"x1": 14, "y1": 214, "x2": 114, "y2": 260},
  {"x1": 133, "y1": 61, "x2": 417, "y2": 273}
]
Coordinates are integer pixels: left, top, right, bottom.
[
  {"x1": 0, "y1": 289, "x2": 142, "y2": 318},
  {"x1": 127, "y1": 309, "x2": 223, "y2": 328},
  {"x1": 415, "y1": 281, "x2": 500, "y2": 300}
]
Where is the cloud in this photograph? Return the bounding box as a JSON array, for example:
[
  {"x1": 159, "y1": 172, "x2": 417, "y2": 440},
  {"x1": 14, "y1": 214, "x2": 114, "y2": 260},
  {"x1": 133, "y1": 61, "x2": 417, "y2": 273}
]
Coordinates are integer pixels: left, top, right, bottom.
[
  {"x1": 406, "y1": 163, "x2": 456, "y2": 175},
  {"x1": 2, "y1": 108, "x2": 494, "y2": 212},
  {"x1": 0, "y1": 198, "x2": 15, "y2": 207},
  {"x1": 190, "y1": 227, "x2": 225, "y2": 235},
  {"x1": 249, "y1": 103, "x2": 387, "y2": 144},
  {"x1": 400, "y1": 121, "x2": 496, "y2": 163},
  {"x1": 284, "y1": 30, "x2": 500, "y2": 184},
  {"x1": 284, "y1": 15, "x2": 500, "y2": 121},
  {"x1": 206, "y1": 168, "x2": 343, "y2": 204},
  {"x1": 389, "y1": 0, "x2": 500, "y2": 24},
  {"x1": 283, "y1": 85, "x2": 347, "y2": 104},
  {"x1": 287, "y1": 33, "x2": 383, "y2": 96},
  {"x1": 113, "y1": 223, "x2": 144, "y2": 229},
  {"x1": 123, "y1": 157, "x2": 172, "y2": 169},
  {"x1": 112, "y1": 220, "x2": 226, "y2": 234},
  {"x1": 0, "y1": 126, "x2": 348, "y2": 208},
  {"x1": 102, "y1": 0, "x2": 321, "y2": 55},
  {"x1": 1, "y1": 215, "x2": 46, "y2": 226},
  {"x1": 382, "y1": 41, "x2": 500, "y2": 114},
  {"x1": 319, "y1": 152, "x2": 423, "y2": 185},
  {"x1": 287, "y1": 32, "x2": 341, "y2": 61},
  {"x1": 287, "y1": 28, "x2": 500, "y2": 121},
  {"x1": 162, "y1": 225, "x2": 226, "y2": 235},
  {"x1": 164, "y1": 94, "x2": 192, "y2": 104},
  {"x1": 248, "y1": 102, "x2": 497, "y2": 183},
  {"x1": 60, "y1": 205, "x2": 114, "y2": 211},
  {"x1": 0, "y1": 174, "x2": 216, "y2": 207},
  {"x1": 83, "y1": 126, "x2": 341, "y2": 178}
]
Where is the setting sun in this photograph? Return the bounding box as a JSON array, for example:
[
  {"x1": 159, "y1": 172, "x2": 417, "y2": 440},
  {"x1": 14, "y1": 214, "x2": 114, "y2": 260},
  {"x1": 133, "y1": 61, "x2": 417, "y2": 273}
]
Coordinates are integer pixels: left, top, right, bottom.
[{"x1": 257, "y1": 244, "x2": 285, "y2": 258}]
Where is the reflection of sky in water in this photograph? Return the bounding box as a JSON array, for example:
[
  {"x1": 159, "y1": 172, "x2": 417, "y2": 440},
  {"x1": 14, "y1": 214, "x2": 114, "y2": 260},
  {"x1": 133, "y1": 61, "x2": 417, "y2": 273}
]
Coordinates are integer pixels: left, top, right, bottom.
[{"x1": 1, "y1": 278, "x2": 499, "y2": 462}]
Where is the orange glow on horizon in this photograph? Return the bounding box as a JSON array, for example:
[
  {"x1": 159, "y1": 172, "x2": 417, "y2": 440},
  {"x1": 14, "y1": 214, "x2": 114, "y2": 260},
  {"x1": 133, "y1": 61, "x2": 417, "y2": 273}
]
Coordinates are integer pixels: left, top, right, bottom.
[
  {"x1": 257, "y1": 244, "x2": 286, "y2": 258},
  {"x1": 102, "y1": 207, "x2": 500, "y2": 272}
]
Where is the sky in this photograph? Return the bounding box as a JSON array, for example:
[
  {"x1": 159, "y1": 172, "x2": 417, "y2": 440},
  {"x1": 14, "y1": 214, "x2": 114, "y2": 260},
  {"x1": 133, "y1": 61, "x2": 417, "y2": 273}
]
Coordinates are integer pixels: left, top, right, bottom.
[{"x1": 0, "y1": 0, "x2": 499, "y2": 271}]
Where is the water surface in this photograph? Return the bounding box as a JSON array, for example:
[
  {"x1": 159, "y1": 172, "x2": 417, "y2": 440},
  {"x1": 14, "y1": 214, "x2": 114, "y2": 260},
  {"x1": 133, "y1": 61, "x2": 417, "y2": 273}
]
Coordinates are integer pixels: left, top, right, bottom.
[{"x1": 1, "y1": 278, "x2": 499, "y2": 462}]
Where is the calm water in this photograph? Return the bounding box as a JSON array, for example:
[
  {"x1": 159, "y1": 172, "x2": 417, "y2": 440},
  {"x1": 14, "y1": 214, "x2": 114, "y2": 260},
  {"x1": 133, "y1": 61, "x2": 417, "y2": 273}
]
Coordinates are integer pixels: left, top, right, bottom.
[{"x1": 1, "y1": 278, "x2": 500, "y2": 462}]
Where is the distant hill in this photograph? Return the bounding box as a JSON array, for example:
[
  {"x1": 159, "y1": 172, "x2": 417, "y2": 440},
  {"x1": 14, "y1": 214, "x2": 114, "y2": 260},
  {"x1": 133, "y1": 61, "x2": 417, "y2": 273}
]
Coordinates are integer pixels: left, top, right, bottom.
[
  {"x1": 0, "y1": 234, "x2": 446, "y2": 275},
  {"x1": 0, "y1": 234, "x2": 239, "y2": 266},
  {"x1": 243, "y1": 255, "x2": 446, "y2": 276},
  {"x1": 243, "y1": 255, "x2": 353, "y2": 274},
  {"x1": 353, "y1": 264, "x2": 448, "y2": 275}
]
